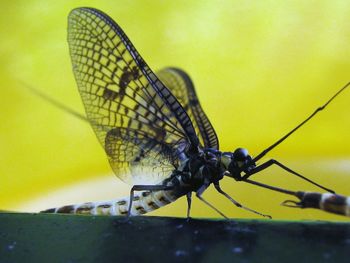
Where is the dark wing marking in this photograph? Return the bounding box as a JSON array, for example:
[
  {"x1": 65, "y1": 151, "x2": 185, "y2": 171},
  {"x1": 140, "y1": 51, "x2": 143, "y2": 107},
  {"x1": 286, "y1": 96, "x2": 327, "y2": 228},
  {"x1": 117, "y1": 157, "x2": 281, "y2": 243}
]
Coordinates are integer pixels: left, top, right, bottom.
[
  {"x1": 157, "y1": 67, "x2": 219, "y2": 149},
  {"x1": 68, "y1": 7, "x2": 198, "y2": 184}
]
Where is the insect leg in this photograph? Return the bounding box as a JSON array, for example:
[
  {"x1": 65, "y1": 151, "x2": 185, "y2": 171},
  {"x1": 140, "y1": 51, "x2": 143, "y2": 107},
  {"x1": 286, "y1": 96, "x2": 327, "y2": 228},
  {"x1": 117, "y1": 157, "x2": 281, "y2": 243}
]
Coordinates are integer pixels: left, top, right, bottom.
[
  {"x1": 127, "y1": 184, "x2": 174, "y2": 217},
  {"x1": 186, "y1": 192, "x2": 192, "y2": 219},
  {"x1": 243, "y1": 159, "x2": 334, "y2": 193},
  {"x1": 243, "y1": 178, "x2": 300, "y2": 196},
  {"x1": 214, "y1": 182, "x2": 271, "y2": 218},
  {"x1": 195, "y1": 184, "x2": 228, "y2": 219}
]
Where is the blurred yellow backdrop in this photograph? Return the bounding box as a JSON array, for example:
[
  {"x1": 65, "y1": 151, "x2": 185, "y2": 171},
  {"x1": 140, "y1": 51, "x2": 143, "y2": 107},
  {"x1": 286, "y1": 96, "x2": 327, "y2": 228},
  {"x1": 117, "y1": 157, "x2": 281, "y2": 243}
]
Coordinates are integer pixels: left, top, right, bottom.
[{"x1": 0, "y1": 0, "x2": 349, "y2": 220}]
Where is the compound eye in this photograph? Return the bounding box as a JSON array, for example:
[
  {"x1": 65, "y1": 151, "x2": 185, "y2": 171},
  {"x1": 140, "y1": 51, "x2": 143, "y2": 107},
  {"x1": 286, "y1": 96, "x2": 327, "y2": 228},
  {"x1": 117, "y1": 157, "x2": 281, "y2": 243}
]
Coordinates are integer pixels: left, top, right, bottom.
[{"x1": 233, "y1": 148, "x2": 249, "y2": 161}]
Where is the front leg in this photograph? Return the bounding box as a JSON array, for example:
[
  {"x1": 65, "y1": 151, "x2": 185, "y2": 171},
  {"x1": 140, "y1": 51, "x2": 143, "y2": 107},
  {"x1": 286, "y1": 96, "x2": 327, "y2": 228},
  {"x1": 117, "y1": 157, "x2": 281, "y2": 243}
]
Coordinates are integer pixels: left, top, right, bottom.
[
  {"x1": 242, "y1": 159, "x2": 334, "y2": 193},
  {"x1": 195, "y1": 183, "x2": 228, "y2": 219},
  {"x1": 214, "y1": 182, "x2": 271, "y2": 218}
]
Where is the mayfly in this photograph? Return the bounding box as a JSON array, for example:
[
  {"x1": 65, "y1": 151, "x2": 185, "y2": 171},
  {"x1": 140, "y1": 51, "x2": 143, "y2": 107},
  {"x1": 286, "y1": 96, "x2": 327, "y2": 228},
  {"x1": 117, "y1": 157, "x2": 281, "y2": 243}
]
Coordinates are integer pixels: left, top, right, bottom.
[{"x1": 42, "y1": 7, "x2": 349, "y2": 218}]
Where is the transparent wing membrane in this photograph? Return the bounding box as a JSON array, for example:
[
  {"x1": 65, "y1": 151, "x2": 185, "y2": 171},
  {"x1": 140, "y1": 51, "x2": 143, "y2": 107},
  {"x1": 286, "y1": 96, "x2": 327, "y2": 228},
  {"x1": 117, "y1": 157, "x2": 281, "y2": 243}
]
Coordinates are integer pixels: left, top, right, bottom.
[
  {"x1": 157, "y1": 68, "x2": 219, "y2": 149},
  {"x1": 68, "y1": 8, "x2": 199, "y2": 184},
  {"x1": 105, "y1": 127, "x2": 180, "y2": 184}
]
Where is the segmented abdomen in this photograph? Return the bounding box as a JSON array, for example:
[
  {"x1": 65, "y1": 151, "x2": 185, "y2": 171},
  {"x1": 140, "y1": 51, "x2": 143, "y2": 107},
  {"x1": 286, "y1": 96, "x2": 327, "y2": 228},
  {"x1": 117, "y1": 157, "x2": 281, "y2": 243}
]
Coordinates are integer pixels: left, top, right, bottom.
[{"x1": 41, "y1": 190, "x2": 179, "y2": 216}]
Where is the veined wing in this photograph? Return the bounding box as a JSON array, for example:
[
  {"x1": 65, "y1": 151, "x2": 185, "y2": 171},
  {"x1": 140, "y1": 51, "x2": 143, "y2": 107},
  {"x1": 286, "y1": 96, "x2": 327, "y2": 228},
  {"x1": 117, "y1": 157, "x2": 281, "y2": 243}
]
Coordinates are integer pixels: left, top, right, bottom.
[
  {"x1": 68, "y1": 8, "x2": 199, "y2": 184},
  {"x1": 105, "y1": 127, "x2": 186, "y2": 184},
  {"x1": 157, "y1": 68, "x2": 219, "y2": 149}
]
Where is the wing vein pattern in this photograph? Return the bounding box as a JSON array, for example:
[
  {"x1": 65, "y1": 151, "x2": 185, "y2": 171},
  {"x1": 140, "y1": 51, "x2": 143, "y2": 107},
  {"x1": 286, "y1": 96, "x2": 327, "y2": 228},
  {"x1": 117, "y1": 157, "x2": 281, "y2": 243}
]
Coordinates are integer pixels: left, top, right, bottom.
[
  {"x1": 68, "y1": 7, "x2": 200, "y2": 184},
  {"x1": 157, "y1": 68, "x2": 218, "y2": 149}
]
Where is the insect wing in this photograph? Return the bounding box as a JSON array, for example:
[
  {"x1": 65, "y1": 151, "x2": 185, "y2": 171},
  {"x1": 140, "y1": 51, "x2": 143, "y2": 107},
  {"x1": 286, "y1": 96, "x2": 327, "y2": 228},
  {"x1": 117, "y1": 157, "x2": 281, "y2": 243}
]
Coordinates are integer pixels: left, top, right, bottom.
[
  {"x1": 68, "y1": 8, "x2": 197, "y2": 184},
  {"x1": 105, "y1": 127, "x2": 182, "y2": 184},
  {"x1": 157, "y1": 67, "x2": 219, "y2": 149}
]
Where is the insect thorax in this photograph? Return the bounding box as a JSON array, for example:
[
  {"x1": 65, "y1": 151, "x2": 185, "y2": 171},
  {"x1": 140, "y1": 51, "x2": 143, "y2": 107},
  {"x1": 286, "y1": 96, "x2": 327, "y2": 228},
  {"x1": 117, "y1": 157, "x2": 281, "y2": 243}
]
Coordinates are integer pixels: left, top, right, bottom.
[{"x1": 165, "y1": 148, "x2": 231, "y2": 195}]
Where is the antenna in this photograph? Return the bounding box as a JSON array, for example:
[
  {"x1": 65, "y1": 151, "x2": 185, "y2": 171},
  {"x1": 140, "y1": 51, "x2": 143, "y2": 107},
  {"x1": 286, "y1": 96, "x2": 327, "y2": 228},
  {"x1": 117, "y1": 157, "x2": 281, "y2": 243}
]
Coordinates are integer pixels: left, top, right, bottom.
[
  {"x1": 253, "y1": 81, "x2": 350, "y2": 163},
  {"x1": 20, "y1": 81, "x2": 88, "y2": 123}
]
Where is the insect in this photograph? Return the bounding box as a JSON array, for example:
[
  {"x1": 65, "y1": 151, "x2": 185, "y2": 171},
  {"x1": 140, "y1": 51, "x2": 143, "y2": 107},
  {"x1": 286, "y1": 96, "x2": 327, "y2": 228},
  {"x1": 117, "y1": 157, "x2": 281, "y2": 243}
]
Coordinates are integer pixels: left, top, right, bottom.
[
  {"x1": 41, "y1": 7, "x2": 349, "y2": 218},
  {"x1": 282, "y1": 192, "x2": 350, "y2": 217}
]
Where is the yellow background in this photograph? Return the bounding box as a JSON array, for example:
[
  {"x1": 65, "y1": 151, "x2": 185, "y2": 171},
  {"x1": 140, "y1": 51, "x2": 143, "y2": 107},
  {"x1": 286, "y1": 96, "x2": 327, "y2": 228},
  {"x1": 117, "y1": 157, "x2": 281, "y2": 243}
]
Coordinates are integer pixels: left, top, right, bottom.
[{"x1": 1, "y1": 0, "x2": 349, "y2": 220}]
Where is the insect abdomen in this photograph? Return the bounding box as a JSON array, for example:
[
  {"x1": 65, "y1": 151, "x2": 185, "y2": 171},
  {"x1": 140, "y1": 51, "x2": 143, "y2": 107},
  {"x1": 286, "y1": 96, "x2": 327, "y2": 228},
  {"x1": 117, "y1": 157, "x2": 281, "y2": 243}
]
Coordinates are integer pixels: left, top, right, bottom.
[
  {"x1": 41, "y1": 190, "x2": 179, "y2": 216},
  {"x1": 295, "y1": 192, "x2": 350, "y2": 217}
]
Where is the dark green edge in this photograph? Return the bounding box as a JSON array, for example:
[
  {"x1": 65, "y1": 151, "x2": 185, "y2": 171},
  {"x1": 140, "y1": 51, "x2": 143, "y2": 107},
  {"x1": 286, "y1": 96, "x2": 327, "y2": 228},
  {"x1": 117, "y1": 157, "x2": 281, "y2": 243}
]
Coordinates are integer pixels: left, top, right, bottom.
[{"x1": 1, "y1": 212, "x2": 349, "y2": 263}]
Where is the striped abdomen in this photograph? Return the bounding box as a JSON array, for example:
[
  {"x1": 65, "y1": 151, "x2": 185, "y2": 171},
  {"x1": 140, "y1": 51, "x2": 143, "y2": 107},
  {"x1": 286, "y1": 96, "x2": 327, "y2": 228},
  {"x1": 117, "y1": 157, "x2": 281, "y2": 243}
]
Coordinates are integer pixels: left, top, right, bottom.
[
  {"x1": 283, "y1": 191, "x2": 350, "y2": 217},
  {"x1": 41, "y1": 189, "x2": 179, "y2": 216}
]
